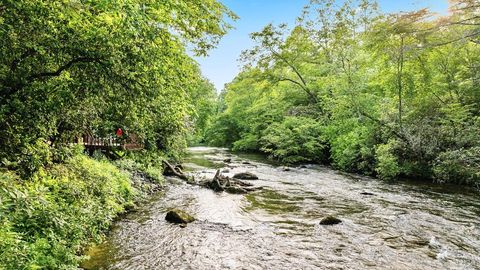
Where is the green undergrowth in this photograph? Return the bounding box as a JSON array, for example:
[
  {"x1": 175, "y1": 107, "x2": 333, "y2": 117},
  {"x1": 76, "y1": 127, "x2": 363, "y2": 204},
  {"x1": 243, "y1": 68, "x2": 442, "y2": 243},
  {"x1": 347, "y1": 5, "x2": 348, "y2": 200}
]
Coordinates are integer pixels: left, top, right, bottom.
[{"x1": 0, "y1": 152, "x2": 164, "y2": 270}]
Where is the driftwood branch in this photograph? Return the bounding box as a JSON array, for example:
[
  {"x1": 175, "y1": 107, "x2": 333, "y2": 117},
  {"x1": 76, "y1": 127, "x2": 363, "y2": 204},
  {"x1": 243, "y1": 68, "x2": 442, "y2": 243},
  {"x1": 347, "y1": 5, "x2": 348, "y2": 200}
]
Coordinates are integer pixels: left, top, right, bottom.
[
  {"x1": 162, "y1": 160, "x2": 190, "y2": 181},
  {"x1": 163, "y1": 161, "x2": 262, "y2": 194}
]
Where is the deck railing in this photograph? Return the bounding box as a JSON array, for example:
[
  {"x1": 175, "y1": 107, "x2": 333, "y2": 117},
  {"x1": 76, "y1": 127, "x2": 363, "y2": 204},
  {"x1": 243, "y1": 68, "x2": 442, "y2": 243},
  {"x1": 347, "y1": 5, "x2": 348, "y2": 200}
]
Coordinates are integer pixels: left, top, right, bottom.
[{"x1": 79, "y1": 134, "x2": 144, "y2": 151}]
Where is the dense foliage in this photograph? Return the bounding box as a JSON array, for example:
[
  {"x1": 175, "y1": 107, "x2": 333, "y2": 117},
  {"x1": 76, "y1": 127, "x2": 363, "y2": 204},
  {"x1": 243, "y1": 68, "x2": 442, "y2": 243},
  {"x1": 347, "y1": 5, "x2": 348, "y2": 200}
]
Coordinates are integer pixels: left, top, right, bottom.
[
  {"x1": 0, "y1": 0, "x2": 232, "y2": 173},
  {"x1": 0, "y1": 0, "x2": 232, "y2": 268},
  {"x1": 0, "y1": 150, "x2": 136, "y2": 269},
  {"x1": 206, "y1": 0, "x2": 480, "y2": 186}
]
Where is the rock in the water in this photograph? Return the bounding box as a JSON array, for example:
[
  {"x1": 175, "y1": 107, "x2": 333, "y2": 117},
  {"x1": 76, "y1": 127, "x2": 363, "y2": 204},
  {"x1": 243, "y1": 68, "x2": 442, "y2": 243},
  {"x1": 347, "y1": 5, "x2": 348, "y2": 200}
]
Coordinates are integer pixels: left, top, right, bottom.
[
  {"x1": 299, "y1": 165, "x2": 307, "y2": 169},
  {"x1": 165, "y1": 209, "x2": 195, "y2": 224},
  {"x1": 242, "y1": 161, "x2": 252, "y2": 165},
  {"x1": 222, "y1": 169, "x2": 230, "y2": 173},
  {"x1": 282, "y1": 167, "x2": 291, "y2": 171},
  {"x1": 223, "y1": 158, "x2": 232, "y2": 163},
  {"x1": 319, "y1": 216, "x2": 342, "y2": 225},
  {"x1": 233, "y1": 172, "x2": 258, "y2": 180},
  {"x1": 360, "y1": 192, "x2": 375, "y2": 196},
  {"x1": 225, "y1": 186, "x2": 248, "y2": 194}
]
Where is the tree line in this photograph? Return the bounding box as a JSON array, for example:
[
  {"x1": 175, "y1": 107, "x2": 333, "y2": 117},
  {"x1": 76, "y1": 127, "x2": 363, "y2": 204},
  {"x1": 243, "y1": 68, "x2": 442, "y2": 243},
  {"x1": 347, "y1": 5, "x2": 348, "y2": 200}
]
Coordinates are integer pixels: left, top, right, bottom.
[{"x1": 205, "y1": 0, "x2": 480, "y2": 186}]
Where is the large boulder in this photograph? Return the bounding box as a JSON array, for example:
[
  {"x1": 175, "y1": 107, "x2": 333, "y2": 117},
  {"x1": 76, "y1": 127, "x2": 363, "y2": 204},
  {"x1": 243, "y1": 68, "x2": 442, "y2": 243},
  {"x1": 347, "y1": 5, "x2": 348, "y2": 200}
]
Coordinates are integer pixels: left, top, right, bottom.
[
  {"x1": 319, "y1": 216, "x2": 342, "y2": 225},
  {"x1": 233, "y1": 172, "x2": 258, "y2": 180},
  {"x1": 165, "y1": 209, "x2": 195, "y2": 224}
]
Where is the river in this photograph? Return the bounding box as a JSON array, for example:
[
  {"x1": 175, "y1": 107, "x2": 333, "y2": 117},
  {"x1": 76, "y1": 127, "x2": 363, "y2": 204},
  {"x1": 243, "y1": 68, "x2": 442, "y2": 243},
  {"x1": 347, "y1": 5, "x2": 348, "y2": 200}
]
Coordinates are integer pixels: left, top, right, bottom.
[{"x1": 82, "y1": 147, "x2": 480, "y2": 270}]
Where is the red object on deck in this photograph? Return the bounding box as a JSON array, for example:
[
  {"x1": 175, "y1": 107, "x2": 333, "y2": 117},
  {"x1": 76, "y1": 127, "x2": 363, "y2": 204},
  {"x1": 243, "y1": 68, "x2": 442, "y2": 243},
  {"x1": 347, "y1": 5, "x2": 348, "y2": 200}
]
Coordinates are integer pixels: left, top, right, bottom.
[{"x1": 116, "y1": 128, "x2": 123, "y2": 137}]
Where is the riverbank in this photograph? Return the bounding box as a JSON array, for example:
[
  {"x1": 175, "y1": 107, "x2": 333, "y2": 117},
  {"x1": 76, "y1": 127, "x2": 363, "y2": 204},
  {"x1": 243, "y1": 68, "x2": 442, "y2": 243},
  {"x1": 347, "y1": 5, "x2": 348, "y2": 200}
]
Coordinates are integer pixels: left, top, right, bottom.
[
  {"x1": 0, "y1": 152, "x2": 164, "y2": 269},
  {"x1": 224, "y1": 147, "x2": 480, "y2": 190}
]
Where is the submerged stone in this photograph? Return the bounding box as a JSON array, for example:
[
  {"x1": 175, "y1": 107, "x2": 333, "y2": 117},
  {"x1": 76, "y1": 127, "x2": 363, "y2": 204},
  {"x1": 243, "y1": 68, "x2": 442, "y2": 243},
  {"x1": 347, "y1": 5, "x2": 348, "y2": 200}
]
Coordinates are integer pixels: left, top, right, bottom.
[
  {"x1": 319, "y1": 216, "x2": 342, "y2": 225},
  {"x1": 223, "y1": 158, "x2": 232, "y2": 163},
  {"x1": 233, "y1": 172, "x2": 259, "y2": 180},
  {"x1": 360, "y1": 192, "x2": 375, "y2": 196},
  {"x1": 165, "y1": 209, "x2": 195, "y2": 224}
]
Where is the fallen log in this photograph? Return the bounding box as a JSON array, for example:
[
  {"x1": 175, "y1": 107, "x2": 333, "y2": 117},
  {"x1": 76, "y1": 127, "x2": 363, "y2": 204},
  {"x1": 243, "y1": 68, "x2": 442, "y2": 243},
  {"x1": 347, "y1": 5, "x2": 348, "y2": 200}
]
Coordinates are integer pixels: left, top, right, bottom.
[
  {"x1": 162, "y1": 160, "x2": 192, "y2": 182},
  {"x1": 201, "y1": 170, "x2": 262, "y2": 194},
  {"x1": 163, "y1": 161, "x2": 261, "y2": 194}
]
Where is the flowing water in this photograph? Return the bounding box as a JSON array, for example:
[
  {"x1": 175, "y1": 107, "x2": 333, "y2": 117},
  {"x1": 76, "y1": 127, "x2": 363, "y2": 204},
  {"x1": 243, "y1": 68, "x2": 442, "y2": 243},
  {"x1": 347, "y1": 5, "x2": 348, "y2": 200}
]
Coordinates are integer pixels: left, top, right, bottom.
[{"x1": 83, "y1": 147, "x2": 480, "y2": 270}]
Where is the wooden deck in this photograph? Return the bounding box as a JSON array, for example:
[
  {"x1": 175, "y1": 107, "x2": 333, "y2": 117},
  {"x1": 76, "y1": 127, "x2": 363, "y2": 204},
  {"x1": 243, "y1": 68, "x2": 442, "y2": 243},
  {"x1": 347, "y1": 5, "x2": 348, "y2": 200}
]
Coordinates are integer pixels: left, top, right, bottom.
[{"x1": 79, "y1": 135, "x2": 144, "y2": 151}]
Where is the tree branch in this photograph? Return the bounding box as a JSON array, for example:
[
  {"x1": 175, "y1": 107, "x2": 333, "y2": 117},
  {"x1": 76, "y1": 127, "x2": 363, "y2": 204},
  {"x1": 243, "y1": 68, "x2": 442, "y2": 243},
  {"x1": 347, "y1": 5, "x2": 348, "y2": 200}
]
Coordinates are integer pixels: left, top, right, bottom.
[
  {"x1": 28, "y1": 57, "x2": 101, "y2": 82},
  {"x1": 426, "y1": 30, "x2": 480, "y2": 48},
  {"x1": 268, "y1": 47, "x2": 319, "y2": 103}
]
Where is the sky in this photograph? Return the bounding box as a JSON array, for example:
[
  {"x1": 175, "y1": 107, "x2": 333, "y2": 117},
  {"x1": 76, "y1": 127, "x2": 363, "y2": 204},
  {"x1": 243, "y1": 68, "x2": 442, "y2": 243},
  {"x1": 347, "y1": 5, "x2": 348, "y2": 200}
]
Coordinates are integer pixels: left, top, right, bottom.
[{"x1": 195, "y1": 0, "x2": 449, "y2": 91}]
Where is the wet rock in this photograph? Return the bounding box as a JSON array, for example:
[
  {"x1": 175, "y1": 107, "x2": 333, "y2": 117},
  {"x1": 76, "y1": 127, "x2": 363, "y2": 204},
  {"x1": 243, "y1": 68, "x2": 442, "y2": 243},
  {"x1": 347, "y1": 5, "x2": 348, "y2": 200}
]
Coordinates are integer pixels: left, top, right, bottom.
[
  {"x1": 282, "y1": 167, "x2": 291, "y2": 171},
  {"x1": 225, "y1": 186, "x2": 248, "y2": 194},
  {"x1": 165, "y1": 209, "x2": 195, "y2": 224},
  {"x1": 242, "y1": 161, "x2": 252, "y2": 165},
  {"x1": 223, "y1": 158, "x2": 232, "y2": 163},
  {"x1": 233, "y1": 172, "x2": 259, "y2": 180},
  {"x1": 222, "y1": 169, "x2": 230, "y2": 173},
  {"x1": 319, "y1": 216, "x2": 342, "y2": 225},
  {"x1": 299, "y1": 165, "x2": 307, "y2": 169},
  {"x1": 360, "y1": 192, "x2": 375, "y2": 196}
]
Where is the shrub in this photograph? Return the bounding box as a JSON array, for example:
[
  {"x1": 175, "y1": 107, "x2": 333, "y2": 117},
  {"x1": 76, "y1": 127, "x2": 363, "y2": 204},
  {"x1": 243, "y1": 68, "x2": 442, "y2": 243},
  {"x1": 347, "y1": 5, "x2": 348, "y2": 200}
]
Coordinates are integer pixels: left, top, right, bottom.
[
  {"x1": 232, "y1": 133, "x2": 259, "y2": 152},
  {"x1": 375, "y1": 140, "x2": 400, "y2": 180},
  {"x1": 433, "y1": 147, "x2": 480, "y2": 186},
  {"x1": 260, "y1": 117, "x2": 328, "y2": 164},
  {"x1": 115, "y1": 158, "x2": 164, "y2": 184},
  {"x1": 327, "y1": 124, "x2": 375, "y2": 174},
  {"x1": 19, "y1": 139, "x2": 53, "y2": 177},
  {"x1": 0, "y1": 154, "x2": 136, "y2": 270}
]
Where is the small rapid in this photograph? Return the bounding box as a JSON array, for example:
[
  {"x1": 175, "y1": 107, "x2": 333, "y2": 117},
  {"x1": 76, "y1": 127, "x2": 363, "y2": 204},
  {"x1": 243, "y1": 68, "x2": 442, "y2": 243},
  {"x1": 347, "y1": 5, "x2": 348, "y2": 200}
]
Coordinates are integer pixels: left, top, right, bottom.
[{"x1": 83, "y1": 147, "x2": 480, "y2": 270}]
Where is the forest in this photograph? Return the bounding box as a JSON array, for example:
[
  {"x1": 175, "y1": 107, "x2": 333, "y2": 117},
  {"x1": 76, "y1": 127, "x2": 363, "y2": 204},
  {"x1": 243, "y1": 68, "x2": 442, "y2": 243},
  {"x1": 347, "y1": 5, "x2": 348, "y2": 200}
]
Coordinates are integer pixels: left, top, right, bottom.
[
  {"x1": 0, "y1": 0, "x2": 231, "y2": 268},
  {"x1": 205, "y1": 0, "x2": 480, "y2": 186},
  {"x1": 0, "y1": 0, "x2": 479, "y2": 269}
]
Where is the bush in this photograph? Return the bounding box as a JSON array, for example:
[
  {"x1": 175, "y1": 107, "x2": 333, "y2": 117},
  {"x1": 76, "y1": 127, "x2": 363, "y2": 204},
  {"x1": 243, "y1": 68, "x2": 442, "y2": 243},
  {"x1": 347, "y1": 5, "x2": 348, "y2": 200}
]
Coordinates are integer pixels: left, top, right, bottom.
[
  {"x1": 260, "y1": 117, "x2": 328, "y2": 164},
  {"x1": 19, "y1": 139, "x2": 53, "y2": 177},
  {"x1": 327, "y1": 124, "x2": 375, "y2": 174},
  {"x1": 232, "y1": 133, "x2": 259, "y2": 152},
  {"x1": 0, "y1": 154, "x2": 136, "y2": 270},
  {"x1": 115, "y1": 158, "x2": 164, "y2": 184},
  {"x1": 375, "y1": 140, "x2": 400, "y2": 180},
  {"x1": 433, "y1": 147, "x2": 480, "y2": 186}
]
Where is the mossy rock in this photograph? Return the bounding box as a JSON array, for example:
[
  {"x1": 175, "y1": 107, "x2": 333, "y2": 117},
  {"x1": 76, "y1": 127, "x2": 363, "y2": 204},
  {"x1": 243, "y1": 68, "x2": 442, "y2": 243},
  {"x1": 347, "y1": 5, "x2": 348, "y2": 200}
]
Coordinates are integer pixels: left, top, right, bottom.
[
  {"x1": 225, "y1": 186, "x2": 248, "y2": 194},
  {"x1": 233, "y1": 172, "x2": 258, "y2": 180},
  {"x1": 165, "y1": 209, "x2": 195, "y2": 224},
  {"x1": 319, "y1": 216, "x2": 342, "y2": 225}
]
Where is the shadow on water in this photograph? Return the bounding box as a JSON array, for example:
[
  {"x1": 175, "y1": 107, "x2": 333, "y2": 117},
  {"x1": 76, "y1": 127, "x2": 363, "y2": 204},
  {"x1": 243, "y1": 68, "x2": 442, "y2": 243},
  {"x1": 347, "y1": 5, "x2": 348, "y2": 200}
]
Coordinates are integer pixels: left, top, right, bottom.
[{"x1": 82, "y1": 147, "x2": 480, "y2": 270}]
